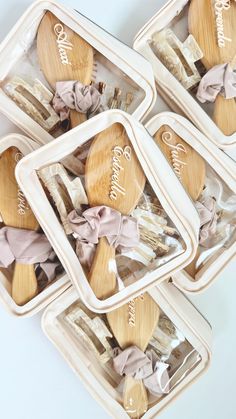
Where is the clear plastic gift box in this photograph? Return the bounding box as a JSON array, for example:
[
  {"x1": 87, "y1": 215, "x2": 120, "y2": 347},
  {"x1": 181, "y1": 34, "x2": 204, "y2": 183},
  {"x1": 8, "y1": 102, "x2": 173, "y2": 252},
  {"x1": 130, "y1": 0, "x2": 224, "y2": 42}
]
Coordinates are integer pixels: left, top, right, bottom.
[
  {"x1": 134, "y1": 0, "x2": 236, "y2": 162},
  {"x1": 15, "y1": 109, "x2": 199, "y2": 313}
]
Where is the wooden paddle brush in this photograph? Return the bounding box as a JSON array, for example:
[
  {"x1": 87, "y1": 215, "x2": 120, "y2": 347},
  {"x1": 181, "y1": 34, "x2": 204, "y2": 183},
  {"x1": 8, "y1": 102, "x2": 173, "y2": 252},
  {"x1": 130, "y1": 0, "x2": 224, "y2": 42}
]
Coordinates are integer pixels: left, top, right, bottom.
[
  {"x1": 106, "y1": 123, "x2": 205, "y2": 412},
  {"x1": 189, "y1": 0, "x2": 236, "y2": 135},
  {"x1": 85, "y1": 125, "x2": 160, "y2": 414},
  {"x1": 0, "y1": 147, "x2": 38, "y2": 305},
  {"x1": 154, "y1": 125, "x2": 206, "y2": 276},
  {"x1": 85, "y1": 123, "x2": 146, "y2": 300},
  {"x1": 107, "y1": 294, "x2": 160, "y2": 417},
  {"x1": 37, "y1": 11, "x2": 94, "y2": 128}
]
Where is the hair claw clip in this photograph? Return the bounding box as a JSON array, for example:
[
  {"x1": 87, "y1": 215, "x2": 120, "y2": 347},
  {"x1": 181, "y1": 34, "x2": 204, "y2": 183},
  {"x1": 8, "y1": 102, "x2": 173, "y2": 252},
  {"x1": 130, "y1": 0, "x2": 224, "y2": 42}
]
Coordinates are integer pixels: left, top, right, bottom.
[
  {"x1": 3, "y1": 76, "x2": 60, "y2": 132},
  {"x1": 152, "y1": 29, "x2": 204, "y2": 90},
  {"x1": 64, "y1": 302, "x2": 114, "y2": 364},
  {"x1": 38, "y1": 163, "x2": 88, "y2": 234}
]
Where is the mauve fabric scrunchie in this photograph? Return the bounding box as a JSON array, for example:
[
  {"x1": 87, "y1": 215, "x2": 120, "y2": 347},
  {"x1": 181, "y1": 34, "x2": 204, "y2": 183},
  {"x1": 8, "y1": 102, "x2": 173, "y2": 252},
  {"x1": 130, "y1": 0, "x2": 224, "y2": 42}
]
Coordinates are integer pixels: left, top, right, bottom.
[
  {"x1": 195, "y1": 197, "x2": 218, "y2": 246},
  {"x1": 197, "y1": 63, "x2": 236, "y2": 103},
  {"x1": 67, "y1": 206, "x2": 139, "y2": 268},
  {"x1": 0, "y1": 226, "x2": 61, "y2": 281},
  {"x1": 53, "y1": 80, "x2": 101, "y2": 121},
  {"x1": 113, "y1": 346, "x2": 170, "y2": 397}
]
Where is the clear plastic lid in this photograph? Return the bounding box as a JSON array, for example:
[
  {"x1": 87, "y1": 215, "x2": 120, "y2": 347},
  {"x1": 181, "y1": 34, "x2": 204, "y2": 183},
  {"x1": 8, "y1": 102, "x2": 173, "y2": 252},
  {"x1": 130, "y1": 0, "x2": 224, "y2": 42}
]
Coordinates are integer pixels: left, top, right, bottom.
[{"x1": 16, "y1": 110, "x2": 198, "y2": 312}]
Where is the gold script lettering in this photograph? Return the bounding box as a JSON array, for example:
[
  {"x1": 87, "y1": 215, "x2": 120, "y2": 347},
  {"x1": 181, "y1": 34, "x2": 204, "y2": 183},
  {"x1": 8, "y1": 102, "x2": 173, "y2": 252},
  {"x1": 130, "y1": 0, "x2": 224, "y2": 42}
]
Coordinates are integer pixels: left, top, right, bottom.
[
  {"x1": 214, "y1": 0, "x2": 232, "y2": 48},
  {"x1": 109, "y1": 146, "x2": 131, "y2": 201},
  {"x1": 161, "y1": 131, "x2": 187, "y2": 181},
  {"x1": 128, "y1": 295, "x2": 144, "y2": 327},
  {"x1": 14, "y1": 152, "x2": 29, "y2": 215},
  {"x1": 54, "y1": 23, "x2": 73, "y2": 66}
]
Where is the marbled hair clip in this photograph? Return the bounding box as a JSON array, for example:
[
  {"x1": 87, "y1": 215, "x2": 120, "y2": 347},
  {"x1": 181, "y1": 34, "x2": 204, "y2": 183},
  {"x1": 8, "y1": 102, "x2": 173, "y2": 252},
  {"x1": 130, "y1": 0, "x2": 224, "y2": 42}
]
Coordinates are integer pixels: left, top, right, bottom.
[
  {"x1": 38, "y1": 163, "x2": 88, "y2": 234},
  {"x1": 152, "y1": 29, "x2": 203, "y2": 90},
  {"x1": 64, "y1": 302, "x2": 114, "y2": 364},
  {"x1": 3, "y1": 76, "x2": 60, "y2": 132}
]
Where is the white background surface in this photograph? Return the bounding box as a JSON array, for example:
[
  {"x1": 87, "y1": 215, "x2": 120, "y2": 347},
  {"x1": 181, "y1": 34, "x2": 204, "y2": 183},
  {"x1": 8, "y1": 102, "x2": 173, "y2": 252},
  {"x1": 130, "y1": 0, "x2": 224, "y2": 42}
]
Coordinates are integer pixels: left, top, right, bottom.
[{"x1": 0, "y1": 1, "x2": 235, "y2": 419}]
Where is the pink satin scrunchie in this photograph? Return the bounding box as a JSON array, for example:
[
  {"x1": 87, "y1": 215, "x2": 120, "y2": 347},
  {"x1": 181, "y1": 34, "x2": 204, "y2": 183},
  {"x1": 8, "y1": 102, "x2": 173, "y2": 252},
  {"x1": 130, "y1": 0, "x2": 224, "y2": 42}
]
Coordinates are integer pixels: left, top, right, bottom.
[
  {"x1": 67, "y1": 206, "x2": 139, "y2": 268},
  {"x1": 0, "y1": 226, "x2": 61, "y2": 281},
  {"x1": 53, "y1": 80, "x2": 102, "y2": 121},
  {"x1": 195, "y1": 197, "x2": 218, "y2": 246},
  {"x1": 197, "y1": 63, "x2": 236, "y2": 103},
  {"x1": 113, "y1": 346, "x2": 170, "y2": 397}
]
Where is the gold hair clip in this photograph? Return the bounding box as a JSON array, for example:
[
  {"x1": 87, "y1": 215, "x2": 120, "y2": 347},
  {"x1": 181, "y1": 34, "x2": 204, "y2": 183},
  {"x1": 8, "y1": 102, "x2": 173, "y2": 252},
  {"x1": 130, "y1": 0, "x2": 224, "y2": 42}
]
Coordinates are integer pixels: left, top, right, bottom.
[
  {"x1": 98, "y1": 81, "x2": 106, "y2": 94},
  {"x1": 108, "y1": 87, "x2": 122, "y2": 109},
  {"x1": 123, "y1": 92, "x2": 134, "y2": 112}
]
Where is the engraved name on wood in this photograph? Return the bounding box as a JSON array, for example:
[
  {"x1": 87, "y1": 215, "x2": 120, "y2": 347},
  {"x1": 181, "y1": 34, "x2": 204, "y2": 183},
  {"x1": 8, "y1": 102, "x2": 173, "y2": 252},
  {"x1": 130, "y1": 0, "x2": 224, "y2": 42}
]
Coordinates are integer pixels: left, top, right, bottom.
[
  {"x1": 54, "y1": 23, "x2": 73, "y2": 66},
  {"x1": 214, "y1": 0, "x2": 232, "y2": 48},
  {"x1": 161, "y1": 131, "x2": 187, "y2": 182},
  {"x1": 128, "y1": 295, "x2": 145, "y2": 327},
  {"x1": 109, "y1": 145, "x2": 132, "y2": 201},
  {"x1": 14, "y1": 151, "x2": 29, "y2": 215}
]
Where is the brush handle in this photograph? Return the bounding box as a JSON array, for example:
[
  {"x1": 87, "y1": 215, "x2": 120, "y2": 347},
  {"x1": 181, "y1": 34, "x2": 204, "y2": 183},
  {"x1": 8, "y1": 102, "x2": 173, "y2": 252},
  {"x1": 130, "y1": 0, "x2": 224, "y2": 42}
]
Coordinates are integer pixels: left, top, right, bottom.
[
  {"x1": 12, "y1": 263, "x2": 38, "y2": 306},
  {"x1": 214, "y1": 95, "x2": 236, "y2": 136},
  {"x1": 70, "y1": 109, "x2": 87, "y2": 128},
  {"x1": 123, "y1": 376, "x2": 148, "y2": 418},
  {"x1": 89, "y1": 237, "x2": 117, "y2": 300}
]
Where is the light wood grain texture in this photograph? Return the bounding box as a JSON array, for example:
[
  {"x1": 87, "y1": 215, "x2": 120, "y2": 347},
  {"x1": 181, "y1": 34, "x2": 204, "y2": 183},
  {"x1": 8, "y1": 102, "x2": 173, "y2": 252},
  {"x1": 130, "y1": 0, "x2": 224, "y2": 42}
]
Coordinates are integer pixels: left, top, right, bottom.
[
  {"x1": 123, "y1": 376, "x2": 149, "y2": 418},
  {"x1": 154, "y1": 125, "x2": 205, "y2": 200},
  {"x1": 154, "y1": 125, "x2": 205, "y2": 277},
  {"x1": 0, "y1": 147, "x2": 38, "y2": 305},
  {"x1": 85, "y1": 123, "x2": 146, "y2": 300},
  {"x1": 12, "y1": 264, "x2": 38, "y2": 305},
  {"x1": 37, "y1": 11, "x2": 94, "y2": 129},
  {"x1": 107, "y1": 293, "x2": 160, "y2": 417},
  {"x1": 189, "y1": 0, "x2": 236, "y2": 135}
]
